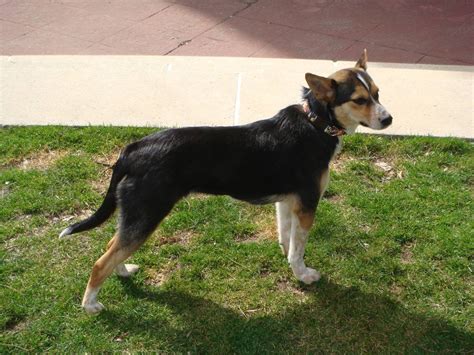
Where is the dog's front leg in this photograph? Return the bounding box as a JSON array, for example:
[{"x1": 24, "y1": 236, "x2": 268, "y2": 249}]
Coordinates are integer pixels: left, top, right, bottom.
[
  {"x1": 288, "y1": 206, "x2": 320, "y2": 284},
  {"x1": 276, "y1": 200, "x2": 292, "y2": 256}
]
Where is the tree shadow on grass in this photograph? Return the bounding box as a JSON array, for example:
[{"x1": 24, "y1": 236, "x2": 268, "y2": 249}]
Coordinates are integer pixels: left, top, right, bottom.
[{"x1": 99, "y1": 278, "x2": 473, "y2": 353}]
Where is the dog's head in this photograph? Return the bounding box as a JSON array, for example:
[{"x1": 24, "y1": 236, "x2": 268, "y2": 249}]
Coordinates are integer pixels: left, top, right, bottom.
[{"x1": 305, "y1": 50, "x2": 392, "y2": 133}]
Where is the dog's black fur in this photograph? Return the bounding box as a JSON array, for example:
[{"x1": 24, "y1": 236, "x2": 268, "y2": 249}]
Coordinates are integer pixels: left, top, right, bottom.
[
  {"x1": 60, "y1": 51, "x2": 395, "y2": 313},
  {"x1": 63, "y1": 98, "x2": 338, "y2": 244}
]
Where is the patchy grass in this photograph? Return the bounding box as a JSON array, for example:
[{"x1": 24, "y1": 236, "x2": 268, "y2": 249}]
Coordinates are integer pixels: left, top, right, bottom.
[{"x1": 1, "y1": 126, "x2": 473, "y2": 353}]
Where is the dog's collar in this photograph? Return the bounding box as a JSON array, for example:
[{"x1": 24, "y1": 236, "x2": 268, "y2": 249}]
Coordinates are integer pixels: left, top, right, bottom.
[{"x1": 302, "y1": 103, "x2": 346, "y2": 137}]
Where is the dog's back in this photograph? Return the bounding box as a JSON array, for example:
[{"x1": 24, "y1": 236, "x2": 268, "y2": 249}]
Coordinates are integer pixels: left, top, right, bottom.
[{"x1": 121, "y1": 104, "x2": 337, "y2": 201}]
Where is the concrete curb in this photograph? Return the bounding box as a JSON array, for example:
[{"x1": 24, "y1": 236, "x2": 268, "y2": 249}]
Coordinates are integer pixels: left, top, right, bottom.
[{"x1": 1, "y1": 56, "x2": 472, "y2": 138}]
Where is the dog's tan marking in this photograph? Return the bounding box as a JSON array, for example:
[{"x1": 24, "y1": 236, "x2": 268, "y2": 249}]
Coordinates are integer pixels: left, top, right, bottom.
[
  {"x1": 87, "y1": 241, "x2": 135, "y2": 288},
  {"x1": 104, "y1": 234, "x2": 141, "y2": 277},
  {"x1": 329, "y1": 69, "x2": 350, "y2": 83},
  {"x1": 287, "y1": 197, "x2": 320, "y2": 284},
  {"x1": 82, "y1": 236, "x2": 142, "y2": 313},
  {"x1": 294, "y1": 207, "x2": 315, "y2": 231},
  {"x1": 350, "y1": 85, "x2": 369, "y2": 100},
  {"x1": 297, "y1": 211, "x2": 314, "y2": 231},
  {"x1": 305, "y1": 73, "x2": 336, "y2": 103},
  {"x1": 371, "y1": 83, "x2": 379, "y2": 97},
  {"x1": 106, "y1": 235, "x2": 117, "y2": 250}
]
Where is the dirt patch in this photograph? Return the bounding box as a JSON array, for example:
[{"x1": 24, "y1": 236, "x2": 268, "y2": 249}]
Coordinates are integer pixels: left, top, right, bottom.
[
  {"x1": 235, "y1": 209, "x2": 276, "y2": 244},
  {"x1": 373, "y1": 158, "x2": 405, "y2": 183},
  {"x1": 331, "y1": 155, "x2": 353, "y2": 173},
  {"x1": 4, "y1": 315, "x2": 29, "y2": 333},
  {"x1": 145, "y1": 262, "x2": 178, "y2": 287},
  {"x1": 91, "y1": 150, "x2": 121, "y2": 194},
  {"x1": 1, "y1": 184, "x2": 10, "y2": 199},
  {"x1": 156, "y1": 230, "x2": 196, "y2": 246},
  {"x1": 390, "y1": 284, "x2": 404, "y2": 296},
  {"x1": 276, "y1": 278, "x2": 310, "y2": 300},
  {"x1": 325, "y1": 193, "x2": 344, "y2": 203},
  {"x1": 251, "y1": 219, "x2": 276, "y2": 242},
  {"x1": 52, "y1": 209, "x2": 94, "y2": 225},
  {"x1": 401, "y1": 242, "x2": 415, "y2": 264},
  {"x1": 15, "y1": 150, "x2": 68, "y2": 171}
]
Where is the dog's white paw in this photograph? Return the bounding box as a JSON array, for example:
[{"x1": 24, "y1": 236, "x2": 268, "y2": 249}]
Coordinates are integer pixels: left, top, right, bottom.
[
  {"x1": 297, "y1": 267, "x2": 321, "y2": 284},
  {"x1": 82, "y1": 301, "x2": 105, "y2": 314},
  {"x1": 115, "y1": 263, "x2": 139, "y2": 277}
]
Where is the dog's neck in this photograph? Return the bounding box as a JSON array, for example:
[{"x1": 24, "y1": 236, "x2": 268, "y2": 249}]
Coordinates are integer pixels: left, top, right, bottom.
[{"x1": 301, "y1": 87, "x2": 346, "y2": 137}]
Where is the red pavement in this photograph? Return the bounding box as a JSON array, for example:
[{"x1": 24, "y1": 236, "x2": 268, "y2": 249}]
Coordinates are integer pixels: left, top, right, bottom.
[{"x1": 0, "y1": 0, "x2": 472, "y2": 64}]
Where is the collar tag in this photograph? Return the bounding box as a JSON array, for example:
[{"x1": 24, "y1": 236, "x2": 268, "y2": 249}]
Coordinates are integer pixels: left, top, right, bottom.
[
  {"x1": 307, "y1": 111, "x2": 318, "y2": 122},
  {"x1": 324, "y1": 126, "x2": 346, "y2": 137}
]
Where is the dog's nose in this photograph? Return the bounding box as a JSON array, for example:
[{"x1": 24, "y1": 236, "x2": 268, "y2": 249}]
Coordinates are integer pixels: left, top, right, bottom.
[{"x1": 380, "y1": 115, "x2": 393, "y2": 127}]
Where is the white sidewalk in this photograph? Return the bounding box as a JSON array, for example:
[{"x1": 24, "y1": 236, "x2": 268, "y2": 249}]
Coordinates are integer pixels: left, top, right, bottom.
[{"x1": 1, "y1": 56, "x2": 472, "y2": 138}]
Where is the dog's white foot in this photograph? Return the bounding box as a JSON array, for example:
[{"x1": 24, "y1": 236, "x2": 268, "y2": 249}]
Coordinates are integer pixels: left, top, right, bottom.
[
  {"x1": 115, "y1": 263, "x2": 139, "y2": 277},
  {"x1": 82, "y1": 301, "x2": 105, "y2": 314},
  {"x1": 295, "y1": 267, "x2": 321, "y2": 284}
]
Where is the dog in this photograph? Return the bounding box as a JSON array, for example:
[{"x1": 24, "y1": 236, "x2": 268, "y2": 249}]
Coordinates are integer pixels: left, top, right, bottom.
[{"x1": 60, "y1": 50, "x2": 392, "y2": 314}]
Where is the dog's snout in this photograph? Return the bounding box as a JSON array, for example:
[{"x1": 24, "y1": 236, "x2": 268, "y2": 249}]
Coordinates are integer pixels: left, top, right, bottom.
[{"x1": 380, "y1": 115, "x2": 392, "y2": 127}]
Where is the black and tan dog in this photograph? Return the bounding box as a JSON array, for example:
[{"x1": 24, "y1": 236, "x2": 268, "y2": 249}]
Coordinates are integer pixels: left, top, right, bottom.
[{"x1": 60, "y1": 51, "x2": 392, "y2": 314}]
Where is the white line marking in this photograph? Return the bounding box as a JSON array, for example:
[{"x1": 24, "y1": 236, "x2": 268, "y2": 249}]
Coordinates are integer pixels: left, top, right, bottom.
[
  {"x1": 233, "y1": 73, "x2": 242, "y2": 126},
  {"x1": 356, "y1": 72, "x2": 370, "y2": 92}
]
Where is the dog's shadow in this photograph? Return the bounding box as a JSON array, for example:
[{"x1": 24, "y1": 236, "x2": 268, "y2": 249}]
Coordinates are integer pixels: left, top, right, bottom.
[{"x1": 98, "y1": 277, "x2": 473, "y2": 353}]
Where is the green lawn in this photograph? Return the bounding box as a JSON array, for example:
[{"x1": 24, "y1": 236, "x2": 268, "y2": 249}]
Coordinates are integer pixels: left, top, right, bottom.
[{"x1": 1, "y1": 126, "x2": 473, "y2": 353}]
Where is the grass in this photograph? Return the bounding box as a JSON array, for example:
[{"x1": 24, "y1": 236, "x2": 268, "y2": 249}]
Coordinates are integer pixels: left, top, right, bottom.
[{"x1": 1, "y1": 126, "x2": 473, "y2": 353}]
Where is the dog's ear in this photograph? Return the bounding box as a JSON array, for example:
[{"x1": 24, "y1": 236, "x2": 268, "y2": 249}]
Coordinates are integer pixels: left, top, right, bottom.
[
  {"x1": 355, "y1": 48, "x2": 368, "y2": 70},
  {"x1": 305, "y1": 73, "x2": 337, "y2": 103}
]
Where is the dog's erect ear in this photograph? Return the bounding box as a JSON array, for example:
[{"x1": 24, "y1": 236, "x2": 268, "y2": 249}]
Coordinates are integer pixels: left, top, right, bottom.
[
  {"x1": 305, "y1": 73, "x2": 337, "y2": 103},
  {"x1": 355, "y1": 48, "x2": 368, "y2": 71}
]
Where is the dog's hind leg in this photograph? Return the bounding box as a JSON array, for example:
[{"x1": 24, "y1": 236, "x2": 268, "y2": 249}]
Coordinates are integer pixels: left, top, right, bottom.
[
  {"x1": 104, "y1": 235, "x2": 139, "y2": 278},
  {"x1": 287, "y1": 198, "x2": 320, "y2": 284},
  {"x1": 82, "y1": 235, "x2": 144, "y2": 314},
  {"x1": 276, "y1": 200, "x2": 292, "y2": 256},
  {"x1": 82, "y1": 184, "x2": 180, "y2": 314}
]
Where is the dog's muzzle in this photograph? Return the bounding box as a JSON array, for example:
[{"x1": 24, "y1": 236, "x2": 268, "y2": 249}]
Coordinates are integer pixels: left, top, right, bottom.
[{"x1": 380, "y1": 115, "x2": 393, "y2": 128}]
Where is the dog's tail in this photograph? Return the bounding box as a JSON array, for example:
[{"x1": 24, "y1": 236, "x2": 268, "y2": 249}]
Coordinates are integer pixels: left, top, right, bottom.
[{"x1": 59, "y1": 156, "x2": 127, "y2": 238}]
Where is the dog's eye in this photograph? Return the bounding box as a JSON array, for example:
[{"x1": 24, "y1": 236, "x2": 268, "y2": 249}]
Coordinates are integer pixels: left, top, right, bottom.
[
  {"x1": 353, "y1": 98, "x2": 368, "y2": 105},
  {"x1": 374, "y1": 91, "x2": 379, "y2": 101}
]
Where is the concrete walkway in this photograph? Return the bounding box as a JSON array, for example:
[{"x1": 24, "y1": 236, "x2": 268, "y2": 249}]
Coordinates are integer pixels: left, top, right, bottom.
[
  {"x1": 2, "y1": 56, "x2": 472, "y2": 138},
  {"x1": 0, "y1": 0, "x2": 472, "y2": 63},
  {"x1": 0, "y1": 1, "x2": 473, "y2": 138}
]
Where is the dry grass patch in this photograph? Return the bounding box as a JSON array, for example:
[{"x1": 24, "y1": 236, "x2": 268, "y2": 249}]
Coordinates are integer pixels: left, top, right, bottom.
[
  {"x1": 276, "y1": 277, "x2": 310, "y2": 301},
  {"x1": 156, "y1": 230, "x2": 196, "y2": 247},
  {"x1": 91, "y1": 150, "x2": 121, "y2": 194},
  {"x1": 145, "y1": 261, "x2": 178, "y2": 287},
  {"x1": 52, "y1": 209, "x2": 94, "y2": 225},
  {"x1": 1, "y1": 185, "x2": 10, "y2": 199},
  {"x1": 331, "y1": 154, "x2": 354, "y2": 173},
  {"x1": 236, "y1": 205, "x2": 276, "y2": 244},
  {"x1": 325, "y1": 193, "x2": 345, "y2": 203},
  {"x1": 13, "y1": 150, "x2": 68, "y2": 171},
  {"x1": 373, "y1": 158, "x2": 405, "y2": 182},
  {"x1": 401, "y1": 242, "x2": 415, "y2": 265},
  {"x1": 390, "y1": 284, "x2": 404, "y2": 296}
]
